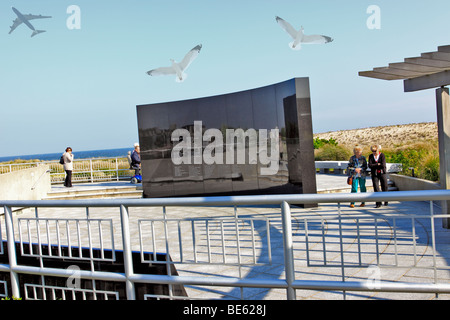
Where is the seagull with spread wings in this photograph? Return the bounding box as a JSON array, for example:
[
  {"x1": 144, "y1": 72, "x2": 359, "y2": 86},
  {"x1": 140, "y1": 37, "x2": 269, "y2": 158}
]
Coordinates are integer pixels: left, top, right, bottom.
[
  {"x1": 146, "y1": 44, "x2": 202, "y2": 82},
  {"x1": 275, "y1": 16, "x2": 333, "y2": 50}
]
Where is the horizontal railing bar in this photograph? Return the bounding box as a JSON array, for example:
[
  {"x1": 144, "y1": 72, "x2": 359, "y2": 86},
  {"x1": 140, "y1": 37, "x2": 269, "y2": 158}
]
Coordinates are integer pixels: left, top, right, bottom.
[
  {"x1": 12, "y1": 265, "x2": 127, "y2": 282},
  {"x1": 264, "y1": 214, "x2": 450, "y2": 220},
  {"x1": 128, "y1": 274, "x2": 288, "y2": 288},
  {"x1": 292, "y1": 280, "x2": 450, "y2": 294},
  {"x1": 0, "y1": 264, "x2": 11, "y2": 272},
  {"x1": 139, "y1": 217, "x2": 269, "y2": 222},
  {"x1": 127, "y1": 274, "x2": 450, "y2": 294},
  {"x1": 12, "y1": 264, "x2": 286, "y2": 289},
  {"x1": 0, "y1": 156, "x2": 129, "y2": 166},
  {"x1": 2, "y1": 190, "x2": 450, "y2": 208},
  {"x1": 8, "y1": 263, "x2": 450, "y2": 294},
  {"x1": 0, "y1": 157, "x2": 135, "y2": 185}
]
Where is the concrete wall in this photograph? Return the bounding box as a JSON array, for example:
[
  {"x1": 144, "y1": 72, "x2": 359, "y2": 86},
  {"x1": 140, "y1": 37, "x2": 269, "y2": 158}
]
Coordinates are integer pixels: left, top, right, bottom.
[
  {"x1": 0, "y1": 165, "x2": 51, "y2": 200},
  {"x1": 315, "y1": 161, "x2": 402, "y2": 174},
  {"x1": 388, "y1": 173, "x2": 441, "y2": 191}
]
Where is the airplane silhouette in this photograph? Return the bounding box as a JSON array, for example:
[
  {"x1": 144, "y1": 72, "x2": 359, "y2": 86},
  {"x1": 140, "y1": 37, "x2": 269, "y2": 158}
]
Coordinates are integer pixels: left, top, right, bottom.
[{"x1": 9, "y1": 7, "x2": 51, "y2": 37}]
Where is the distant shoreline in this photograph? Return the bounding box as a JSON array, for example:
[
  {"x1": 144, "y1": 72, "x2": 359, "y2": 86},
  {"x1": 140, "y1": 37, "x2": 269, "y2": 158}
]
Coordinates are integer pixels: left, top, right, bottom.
[
  {"x1": 2, "y1": 122, "x2": 437, "y2": 163},
  {"x1": 0, "y1": 147, "x2": 132, "y2": 163}
]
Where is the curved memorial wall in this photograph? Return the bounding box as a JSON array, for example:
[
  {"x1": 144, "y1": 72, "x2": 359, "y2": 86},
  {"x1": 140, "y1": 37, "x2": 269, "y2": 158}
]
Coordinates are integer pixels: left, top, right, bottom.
[{"x1": 136, "y1": 77, "x2": 317, "y2": 198}]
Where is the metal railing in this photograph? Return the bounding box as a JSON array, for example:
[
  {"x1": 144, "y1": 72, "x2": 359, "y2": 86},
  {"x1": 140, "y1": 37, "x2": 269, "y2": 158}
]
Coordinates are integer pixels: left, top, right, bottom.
[
  {"x1": 1, "y1": 159, "x2": 405, "y2": 184},
  {"x1": 1, "y1": 190, "x2": 450, "y2": 300},
  {"x1": 0, "y1": 157, "x2": 134, "y2": 184}
]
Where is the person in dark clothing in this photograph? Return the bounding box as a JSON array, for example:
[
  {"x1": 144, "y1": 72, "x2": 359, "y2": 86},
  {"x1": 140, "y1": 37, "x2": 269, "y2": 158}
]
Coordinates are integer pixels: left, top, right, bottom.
[
  {"x1": 131, "y1": 144, "x2": 141, "y2": 175},
  {"x1": 368, "y1": 145, "x2": 388, "y2": 208},
  {"x1": 62, "y1": 147, "x2": 74, "y2": 187}
]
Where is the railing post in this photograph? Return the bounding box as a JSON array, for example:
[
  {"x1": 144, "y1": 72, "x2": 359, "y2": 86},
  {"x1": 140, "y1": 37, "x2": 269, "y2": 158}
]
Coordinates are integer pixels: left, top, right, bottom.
[
  {"x1": 89, "y1": 159, "x2": 94, "y2": 183},
  {"x1": 281, "y1": 201, "x2": 296, "y2": 300},
  {"x1": 337, "y1": 202, "x2": 346, "y2": 300},
  {"x1": 115, "y1": 158, "x2": 119, "y2": 181},
  {"x1": 120, "y1": 205, "x2": 136, "y2": 300},
  {"x1": 4, "y1": 206, "x2": 21, "y2": 299}
]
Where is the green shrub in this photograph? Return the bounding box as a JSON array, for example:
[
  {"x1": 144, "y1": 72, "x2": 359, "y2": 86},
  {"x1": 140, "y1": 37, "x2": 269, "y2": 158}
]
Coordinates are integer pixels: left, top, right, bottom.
[
  {"x1": 314, "y1": 140, "x2": 440, "y2": 182},
  {"x1": 315, "y1": 145, "x2": 352, "y2": 161},
  {"x1": 423, "y1": 154, "x2": 440, "y2": 182},
  {"x1": 383, "y1": 142, "x2": 440, "y2": 182},
  {"x1": 314, "y1": 137, "x2": 338, "y2": 149}
]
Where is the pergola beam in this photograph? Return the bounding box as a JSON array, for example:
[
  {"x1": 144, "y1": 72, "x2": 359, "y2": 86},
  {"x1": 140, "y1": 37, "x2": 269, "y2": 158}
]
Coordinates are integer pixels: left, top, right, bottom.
[
  {"x1": 438, "y1": 45, "x2": 450, "y2": 53},
  {"x1": 358, "y1": 70, "x2": 405, "y2": 81},
  {"x1": 421, "y1": 51, "x2": 450, "y2": 62},
  {"x1": 404, "y1": 69, "x2": 450, "y2": 92},
  {"x1": 373, "y1": 67, "x2": 426, "y2": 78},
  {"x1": 359, "y1": 46, "x2": 450, "y2": 84},
  {"x1": 404, "y1": 57, "x2": 450, "y2": 69},
  {"x1": 388, "y1": 62, "x2": 443, "y2": 74}
]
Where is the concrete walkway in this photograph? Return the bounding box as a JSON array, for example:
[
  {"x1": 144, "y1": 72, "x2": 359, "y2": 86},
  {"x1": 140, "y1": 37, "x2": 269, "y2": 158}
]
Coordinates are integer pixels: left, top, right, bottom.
[
  {"x1": 6, "y1": 174, "x2": 450, "y2": 300},
  {"x1": 48, "y1": 173, "x2": 369, "y2": 196}
]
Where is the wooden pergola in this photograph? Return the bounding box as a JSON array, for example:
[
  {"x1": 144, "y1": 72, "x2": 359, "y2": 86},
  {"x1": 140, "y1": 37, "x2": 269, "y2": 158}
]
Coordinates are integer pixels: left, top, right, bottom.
[{"x1": 359, "y1": 45, "x2": 450, "y2": 228}]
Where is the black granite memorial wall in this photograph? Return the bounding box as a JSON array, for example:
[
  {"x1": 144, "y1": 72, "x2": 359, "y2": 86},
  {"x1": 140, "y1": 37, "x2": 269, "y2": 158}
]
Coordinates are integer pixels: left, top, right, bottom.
[{"x1": 136, "y1": 78, "x2": 317, "y2": 199}]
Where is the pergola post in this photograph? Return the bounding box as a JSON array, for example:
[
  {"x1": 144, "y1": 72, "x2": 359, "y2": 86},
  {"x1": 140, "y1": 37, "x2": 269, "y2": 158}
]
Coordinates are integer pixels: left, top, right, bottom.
[
  {"x1": 359, "y1": 45, "x2": 450, "y2": 229},
  {"x1": 436, "y1": 87, "x2": 450, "y2": 228}
]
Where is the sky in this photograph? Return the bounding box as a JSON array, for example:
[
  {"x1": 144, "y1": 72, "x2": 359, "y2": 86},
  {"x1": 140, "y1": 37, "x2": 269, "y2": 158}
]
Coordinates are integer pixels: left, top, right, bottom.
[{"x1": 1, "y1": 0, "x2": 449, "y2": 157}]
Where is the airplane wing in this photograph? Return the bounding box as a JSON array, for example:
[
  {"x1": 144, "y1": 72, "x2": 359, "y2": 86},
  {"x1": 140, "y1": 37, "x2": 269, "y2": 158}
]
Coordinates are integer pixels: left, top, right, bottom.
[
  {"x1": 9, "y1": 18, "x2": 22, "y2": 34},
  {"x1": 179, "y1": 45, "x2": 202, "y2": 71},
  {"x1": 146, "y1": 66, "x2": 176, "y2": 76},
  {"x1": 22, "y1": 14, "x2": 52, "y2": 20}
]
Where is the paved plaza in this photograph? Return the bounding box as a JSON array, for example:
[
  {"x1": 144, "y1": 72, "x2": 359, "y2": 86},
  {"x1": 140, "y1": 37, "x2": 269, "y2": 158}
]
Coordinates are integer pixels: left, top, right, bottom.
[{"x1": 4, "y1": 174, "x2": 450, "y2": 300}]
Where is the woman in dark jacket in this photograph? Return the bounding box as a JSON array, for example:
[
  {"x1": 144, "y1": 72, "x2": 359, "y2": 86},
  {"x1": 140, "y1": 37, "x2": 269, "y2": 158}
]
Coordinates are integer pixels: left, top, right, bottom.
[{"x1": 368, "y1": 145, "x2": 388, "y2": 208}]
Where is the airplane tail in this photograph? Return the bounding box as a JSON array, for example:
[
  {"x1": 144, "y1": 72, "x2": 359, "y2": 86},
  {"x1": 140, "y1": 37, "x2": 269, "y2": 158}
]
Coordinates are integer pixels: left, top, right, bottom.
[{"x1": 31, "y1": 30, "x2": 45, "y2": 37}]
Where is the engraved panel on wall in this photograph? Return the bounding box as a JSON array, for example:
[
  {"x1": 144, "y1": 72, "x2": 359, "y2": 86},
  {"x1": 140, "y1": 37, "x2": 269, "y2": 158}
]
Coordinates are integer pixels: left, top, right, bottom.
[{"x1": 136, "y1": 78, "x2": 316, "y2": 198}]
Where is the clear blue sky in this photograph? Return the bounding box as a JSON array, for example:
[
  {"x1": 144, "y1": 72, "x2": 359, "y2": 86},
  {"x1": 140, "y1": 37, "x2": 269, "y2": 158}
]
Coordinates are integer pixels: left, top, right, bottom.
[{"x1": 1, "y1": 0, "x2": 449, "y2": 157}]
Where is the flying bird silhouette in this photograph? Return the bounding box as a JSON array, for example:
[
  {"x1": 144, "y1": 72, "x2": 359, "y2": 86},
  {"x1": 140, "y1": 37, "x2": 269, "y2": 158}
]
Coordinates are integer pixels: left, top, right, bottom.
[
  {"x1": 275, "y1": 16, "x2": 333, "y2": 50},
  {"x1": 146, "y1": 44, "x2": 202, "y2": 82}
]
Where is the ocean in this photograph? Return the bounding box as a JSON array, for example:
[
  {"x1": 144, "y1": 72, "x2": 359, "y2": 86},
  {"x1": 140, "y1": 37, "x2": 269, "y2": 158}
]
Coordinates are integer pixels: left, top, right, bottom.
[{"x1": 0, "y1": 147, "x2": 133, "y2": 163}]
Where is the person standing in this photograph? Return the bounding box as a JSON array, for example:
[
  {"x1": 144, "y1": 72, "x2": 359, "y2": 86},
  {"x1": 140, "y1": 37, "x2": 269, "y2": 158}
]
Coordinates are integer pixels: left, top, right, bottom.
[
  {"x1": 347, "y1": 146, "x2": 368, "y2": 208},
  {"x1": 63, "y1": 147, "x2": 74, "y2": 187},
  {"x1": 368, "y1": 145, "x2": 388, "y2": 208}
]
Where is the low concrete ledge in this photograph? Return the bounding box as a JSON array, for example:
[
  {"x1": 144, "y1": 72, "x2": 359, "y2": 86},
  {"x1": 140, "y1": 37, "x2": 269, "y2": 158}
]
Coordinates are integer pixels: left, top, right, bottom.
[
  {"x1": 315, "y1": 161, "x2": 348, "y2": 174},
  {"x1": 0, "y1": 164, "x2": 51, "y2": 201},
  {"x1": 315, "y1": 161, "x2": 402, "y2": 174},
  {"x1": 388, "y1": 173, "x2": 441, "y2": 191}
]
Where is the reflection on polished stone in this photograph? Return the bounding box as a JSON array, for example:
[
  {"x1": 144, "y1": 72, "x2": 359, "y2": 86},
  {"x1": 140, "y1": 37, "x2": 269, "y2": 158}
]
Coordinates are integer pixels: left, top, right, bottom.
[{"x1": 137, "y1": 78, "x2": 317, "y2": 199}]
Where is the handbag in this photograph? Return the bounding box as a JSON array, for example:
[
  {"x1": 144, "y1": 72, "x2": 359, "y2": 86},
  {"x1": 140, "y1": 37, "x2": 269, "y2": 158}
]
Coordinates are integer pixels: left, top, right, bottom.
[{"x1": 347, "y1": 176, "x2": 353, "y2": 185}]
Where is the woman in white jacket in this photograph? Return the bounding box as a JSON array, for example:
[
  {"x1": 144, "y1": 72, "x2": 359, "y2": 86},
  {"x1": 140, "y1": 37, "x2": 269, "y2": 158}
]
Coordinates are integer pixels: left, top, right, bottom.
[{"x1": 63, "y1": 147, "x2": 74, "y2": 187}]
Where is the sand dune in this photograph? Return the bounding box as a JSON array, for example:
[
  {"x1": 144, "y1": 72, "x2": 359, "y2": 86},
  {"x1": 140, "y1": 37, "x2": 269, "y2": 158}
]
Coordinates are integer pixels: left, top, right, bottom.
[{"x1": 314, "y1": 122, "x2": 438, "y2": 150}]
